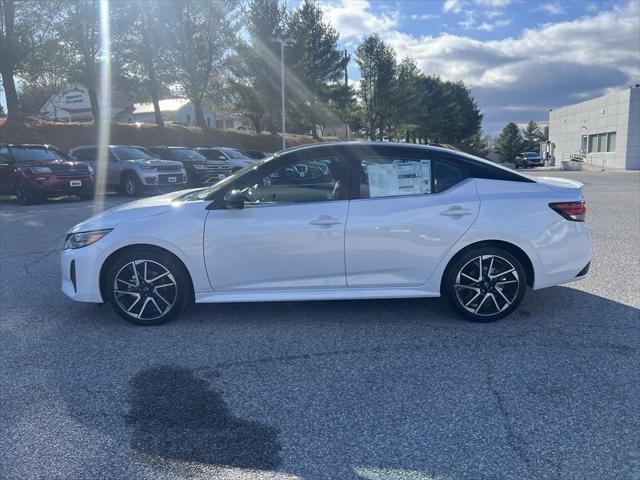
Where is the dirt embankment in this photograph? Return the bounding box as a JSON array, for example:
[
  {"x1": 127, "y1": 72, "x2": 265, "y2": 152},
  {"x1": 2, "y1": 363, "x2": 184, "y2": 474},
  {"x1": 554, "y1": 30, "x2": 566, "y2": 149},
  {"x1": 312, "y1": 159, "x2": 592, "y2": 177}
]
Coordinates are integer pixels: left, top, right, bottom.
[{"x1": 0, "y1": 117, "x2": 332, "y2": 152}]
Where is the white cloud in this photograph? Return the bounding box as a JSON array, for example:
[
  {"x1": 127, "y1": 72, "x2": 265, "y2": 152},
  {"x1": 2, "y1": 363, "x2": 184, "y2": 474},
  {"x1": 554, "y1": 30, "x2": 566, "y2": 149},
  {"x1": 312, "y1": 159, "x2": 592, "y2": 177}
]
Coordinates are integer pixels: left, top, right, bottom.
[
  {"x1": 477, "y1": 19, "x2": 511, "y2": 31},
  {"x1": 474, "y1": 0, "x2": 511, "y2": 6},
  {"x1": 537, "y1": 2, "x2": 565, "y2": 15},
  {"x1": 410, "y1": 13, "x2": 439, "y2": 20},
  {"x1": 378, "y1": 0, "x2": 640, "y2": 132},
  {"x1": 318, "y1": 0, "x2": 398, "y2": 39},
  {"x1": 443, "y1": 0, "x2": 463, "y2": 14}
]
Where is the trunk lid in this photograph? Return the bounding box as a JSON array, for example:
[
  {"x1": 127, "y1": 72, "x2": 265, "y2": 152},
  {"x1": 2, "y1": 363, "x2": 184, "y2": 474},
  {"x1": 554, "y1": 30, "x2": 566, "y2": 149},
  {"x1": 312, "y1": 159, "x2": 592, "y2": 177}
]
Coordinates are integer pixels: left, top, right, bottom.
[{"x1": 535, "y1": 176, "x2": 584, "y2": 193}]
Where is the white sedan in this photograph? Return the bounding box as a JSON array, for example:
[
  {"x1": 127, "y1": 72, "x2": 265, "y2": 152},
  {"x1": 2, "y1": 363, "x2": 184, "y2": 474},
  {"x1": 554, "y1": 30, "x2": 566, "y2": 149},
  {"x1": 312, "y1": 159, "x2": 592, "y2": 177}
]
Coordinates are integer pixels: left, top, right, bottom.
[{"x1": 61, "y1": 142, "x2": 591, "y2": 325}]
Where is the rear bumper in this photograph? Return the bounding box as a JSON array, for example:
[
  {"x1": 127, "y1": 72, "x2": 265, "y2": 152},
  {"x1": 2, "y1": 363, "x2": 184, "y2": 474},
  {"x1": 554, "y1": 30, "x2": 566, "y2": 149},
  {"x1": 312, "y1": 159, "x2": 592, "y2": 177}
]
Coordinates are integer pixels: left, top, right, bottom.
[{"x1": 532, "y1": 221, "x2": 592, "y2": 289}]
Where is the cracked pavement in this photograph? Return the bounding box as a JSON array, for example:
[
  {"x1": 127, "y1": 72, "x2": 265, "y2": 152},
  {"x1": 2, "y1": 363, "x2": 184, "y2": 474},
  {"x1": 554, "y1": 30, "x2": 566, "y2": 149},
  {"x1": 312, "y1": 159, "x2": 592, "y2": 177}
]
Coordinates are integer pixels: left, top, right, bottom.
[{"x1": 1, "y1": 170, "x2": 639, "y2": 480}]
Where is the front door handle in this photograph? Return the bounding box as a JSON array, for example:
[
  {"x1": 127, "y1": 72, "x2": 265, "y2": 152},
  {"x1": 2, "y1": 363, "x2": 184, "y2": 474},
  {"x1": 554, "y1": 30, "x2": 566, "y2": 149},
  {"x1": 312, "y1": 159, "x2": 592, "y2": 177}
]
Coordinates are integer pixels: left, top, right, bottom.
[
  {"x1": 440, "y1": 206, "x2": 473, "y2": 217},
  {"x1": 310, "y1": 215, "x2": 341, "y2": 226}
]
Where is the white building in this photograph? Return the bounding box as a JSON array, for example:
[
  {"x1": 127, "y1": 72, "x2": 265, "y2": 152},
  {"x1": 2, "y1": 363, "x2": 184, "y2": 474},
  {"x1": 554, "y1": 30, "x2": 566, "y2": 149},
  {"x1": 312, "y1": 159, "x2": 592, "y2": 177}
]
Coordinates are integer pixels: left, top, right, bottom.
[
  {"x1": 40, "y1": 87, "x2": 133, "y2": 122},
  {"x1": 548, "y1": 85, "x2": 640, "y2": 170},
  {"x1": 128, "y1": 98, "x2": 251, "y2": 130}
]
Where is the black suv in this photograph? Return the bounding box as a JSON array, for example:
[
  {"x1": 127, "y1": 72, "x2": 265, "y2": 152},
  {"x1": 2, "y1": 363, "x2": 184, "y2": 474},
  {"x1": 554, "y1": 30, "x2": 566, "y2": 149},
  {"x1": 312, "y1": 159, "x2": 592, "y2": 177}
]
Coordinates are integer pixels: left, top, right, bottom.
[{"x1": 146, "y1": 146, "x2": 232, "y2": 187}]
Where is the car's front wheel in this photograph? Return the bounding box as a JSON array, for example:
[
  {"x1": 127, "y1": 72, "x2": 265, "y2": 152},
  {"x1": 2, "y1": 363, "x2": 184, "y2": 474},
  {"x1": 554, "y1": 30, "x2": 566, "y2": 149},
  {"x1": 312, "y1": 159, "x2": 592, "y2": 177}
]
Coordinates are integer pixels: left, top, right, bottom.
[
  {"x1": 104, "y1": 248, "x2": 192, "y2": 325},
  {"x1": 121, "y1": 174, "x2": 141, "y2": 197},
  {"x1": 443, "y1": 247, "x2": 527, "y2": 322},
  {"x1": 15, "y1": 180, "x2": 42, "y2": 205}
]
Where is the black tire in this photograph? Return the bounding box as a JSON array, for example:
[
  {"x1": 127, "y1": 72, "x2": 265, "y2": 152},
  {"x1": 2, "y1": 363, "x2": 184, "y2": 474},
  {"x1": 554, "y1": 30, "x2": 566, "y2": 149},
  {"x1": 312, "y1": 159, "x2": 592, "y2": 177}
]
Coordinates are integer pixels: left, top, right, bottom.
[
  {"x1": 104, "y1": 248, "x2": 192, "y2": 326},
  {"x1": 443, "y1": 247, "x2": 527, "y2": 322},
  {"x1": 121, "y1": 173, "x2": 141, "y2": 197},
  {"x1": 15, "y1": 180, "x2": 41, "y2": 205}
]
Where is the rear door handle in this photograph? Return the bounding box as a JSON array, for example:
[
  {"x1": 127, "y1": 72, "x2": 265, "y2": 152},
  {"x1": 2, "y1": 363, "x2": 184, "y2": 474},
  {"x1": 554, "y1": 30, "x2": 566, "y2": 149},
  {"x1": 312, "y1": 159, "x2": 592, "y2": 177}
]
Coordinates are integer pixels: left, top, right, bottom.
[
  {"x1": 310, "y1": 215, "x2": 341, "y2": 226},
  {"x1": 440, "y1": 206, "x2": 473, "y2": 217}
]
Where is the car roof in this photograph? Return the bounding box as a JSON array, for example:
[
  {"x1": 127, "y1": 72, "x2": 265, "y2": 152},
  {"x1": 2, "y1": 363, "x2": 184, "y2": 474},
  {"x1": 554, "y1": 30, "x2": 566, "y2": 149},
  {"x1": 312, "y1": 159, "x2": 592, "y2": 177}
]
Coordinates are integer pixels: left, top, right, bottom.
[
  {"x1": 2, "y1": 143, "x2": 58, "y2": 149},
  {"x1": 280, "y1": 141, "x2": 533, "y2": 181}
]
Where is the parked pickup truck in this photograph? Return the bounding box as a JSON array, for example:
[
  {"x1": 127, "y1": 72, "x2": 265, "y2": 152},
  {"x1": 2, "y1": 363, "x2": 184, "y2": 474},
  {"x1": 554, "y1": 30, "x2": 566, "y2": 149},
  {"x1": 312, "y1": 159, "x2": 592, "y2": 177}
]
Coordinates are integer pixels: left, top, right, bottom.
[{"x1": 0, "y1": 143, "x2": 95, "y2": 204}]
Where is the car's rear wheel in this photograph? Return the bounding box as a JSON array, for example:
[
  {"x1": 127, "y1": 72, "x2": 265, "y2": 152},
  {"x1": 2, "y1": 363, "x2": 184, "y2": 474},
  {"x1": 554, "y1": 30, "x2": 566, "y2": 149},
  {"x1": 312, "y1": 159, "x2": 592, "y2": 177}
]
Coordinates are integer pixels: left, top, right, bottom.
[
  {"x1": 104, "y1": 248, "x2": 192, "y2": 326},
  {"x1": 15, "y1": 180, "x2": 41, "y2": 205},
  {"x1": 443, "y1": 247, "x2": 527, "y2": 322}
]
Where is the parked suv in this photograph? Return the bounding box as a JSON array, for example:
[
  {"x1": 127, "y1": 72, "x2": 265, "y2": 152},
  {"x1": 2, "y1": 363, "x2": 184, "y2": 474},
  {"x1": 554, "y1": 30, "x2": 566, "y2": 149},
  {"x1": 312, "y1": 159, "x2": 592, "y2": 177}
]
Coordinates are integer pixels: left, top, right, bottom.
[
  {"x1": 0, "y1": 144, "x2": 95, "y2": 204},
  {"x1": 514, "y1": 152, "x2": 544, "y2": 169},
  {"x1": 68, "y1": 145, "x2": 187, "y2": 196},
  {"x1": 191, "y1": 146, "x2": 255, "y2": 172},
  {"x1": 145, "y1": 146, "x2": 232, "y2": 187}
]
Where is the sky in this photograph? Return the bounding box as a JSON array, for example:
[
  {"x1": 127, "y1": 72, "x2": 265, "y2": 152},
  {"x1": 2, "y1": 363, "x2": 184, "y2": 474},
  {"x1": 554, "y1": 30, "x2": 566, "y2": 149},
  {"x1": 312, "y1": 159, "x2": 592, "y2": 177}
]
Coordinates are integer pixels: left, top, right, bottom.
[{"x1": 316, "y1": 0, "x2": 640, "y2": 135}]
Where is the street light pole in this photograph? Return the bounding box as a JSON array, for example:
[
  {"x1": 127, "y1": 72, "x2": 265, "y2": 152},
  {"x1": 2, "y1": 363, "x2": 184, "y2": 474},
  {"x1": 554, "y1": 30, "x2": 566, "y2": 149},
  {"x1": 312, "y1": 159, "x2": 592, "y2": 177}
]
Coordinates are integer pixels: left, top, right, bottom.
[{"x1": 271, "y1": 37, "x2": 295, "y2": 151}]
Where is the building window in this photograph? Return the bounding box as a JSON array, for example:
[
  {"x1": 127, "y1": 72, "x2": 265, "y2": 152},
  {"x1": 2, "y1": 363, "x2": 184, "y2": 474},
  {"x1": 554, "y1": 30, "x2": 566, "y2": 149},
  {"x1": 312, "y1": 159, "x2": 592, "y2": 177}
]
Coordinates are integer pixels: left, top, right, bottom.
[
  {"x1": 587, "y1": 131, "x2": 616, "y2": 153},
  {"x1": 581, "y1": 135, "x2": 587, "y2": 153}
]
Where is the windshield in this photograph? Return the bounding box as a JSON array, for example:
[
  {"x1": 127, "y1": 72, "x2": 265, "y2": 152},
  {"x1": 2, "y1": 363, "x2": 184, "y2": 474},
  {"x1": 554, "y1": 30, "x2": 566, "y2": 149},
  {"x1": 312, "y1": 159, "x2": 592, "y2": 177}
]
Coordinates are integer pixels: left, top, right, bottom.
[
  {"x1": 113, "y1": 146, "x2": 155, "y2": 160},
  {"x1": 170, "y1": 148, "x2": 207, "y2": 161},
  {"x1": 222, "y1": 148, "x2": 249, "y2": 160},
  {"x1": 10, "y1": 147, "x2": 66, "y2": 163}
]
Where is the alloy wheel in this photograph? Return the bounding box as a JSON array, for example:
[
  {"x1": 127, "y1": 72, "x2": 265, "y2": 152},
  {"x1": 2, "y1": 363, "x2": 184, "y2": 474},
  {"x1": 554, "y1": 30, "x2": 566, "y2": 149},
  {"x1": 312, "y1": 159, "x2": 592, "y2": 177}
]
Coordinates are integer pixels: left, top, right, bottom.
[
  {"x1": 454, "y1": 254, "x2": 520, "y2": 317},
  {"x1": 125, "y1": 177, "x2": 137, "y2": 196},
  {"x1": 113, "y1": 259, "x2": 177, "y2": 321}
]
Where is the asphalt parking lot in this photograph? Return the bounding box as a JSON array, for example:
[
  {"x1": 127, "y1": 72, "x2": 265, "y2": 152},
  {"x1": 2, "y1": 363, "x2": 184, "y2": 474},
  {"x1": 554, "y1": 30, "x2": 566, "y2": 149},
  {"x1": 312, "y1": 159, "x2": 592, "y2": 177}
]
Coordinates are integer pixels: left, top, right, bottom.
[{"x1": 1, "y1": 169, "x2": 639, "y2": 480}]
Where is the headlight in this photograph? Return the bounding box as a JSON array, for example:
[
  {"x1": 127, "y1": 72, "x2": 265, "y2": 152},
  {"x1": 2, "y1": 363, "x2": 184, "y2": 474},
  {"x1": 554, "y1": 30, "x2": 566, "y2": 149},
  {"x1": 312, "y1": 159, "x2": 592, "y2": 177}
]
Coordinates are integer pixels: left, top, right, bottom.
[
  {"x1": 192, "y1": 164, "x2": 209, "y2": 170},
  {"x1": 64, "y1": 229, "x2": 112, "y2": 250},
  {"x1": 138, "y1": 164, "x2": 157, "y2": 170},
  {"x1": 30, "y1": 166, "x2": 52, "y2": 174}
]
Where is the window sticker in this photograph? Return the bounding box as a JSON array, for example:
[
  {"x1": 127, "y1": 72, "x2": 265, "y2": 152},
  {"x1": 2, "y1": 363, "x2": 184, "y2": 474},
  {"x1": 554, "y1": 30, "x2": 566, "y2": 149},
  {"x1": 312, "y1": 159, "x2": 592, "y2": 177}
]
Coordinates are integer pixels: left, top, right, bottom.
[{"x1": 367, "y1": 159, "x2": 431, "y2": 197}]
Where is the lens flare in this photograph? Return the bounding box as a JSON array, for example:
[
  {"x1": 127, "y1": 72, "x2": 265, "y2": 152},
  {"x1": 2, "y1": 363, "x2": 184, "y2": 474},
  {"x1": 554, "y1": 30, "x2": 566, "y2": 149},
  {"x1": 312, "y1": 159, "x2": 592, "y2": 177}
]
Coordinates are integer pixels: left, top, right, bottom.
[{"x1": 94, "y1": 0, "x2": 111, "y2": 214}]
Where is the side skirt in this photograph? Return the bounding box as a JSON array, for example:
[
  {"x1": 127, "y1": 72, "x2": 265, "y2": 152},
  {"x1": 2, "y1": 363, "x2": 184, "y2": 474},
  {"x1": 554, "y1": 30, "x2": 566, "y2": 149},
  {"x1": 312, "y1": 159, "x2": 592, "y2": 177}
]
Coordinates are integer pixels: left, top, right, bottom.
[{"x1": 195, "y1": 287, "x2": 440, "y2": 304}]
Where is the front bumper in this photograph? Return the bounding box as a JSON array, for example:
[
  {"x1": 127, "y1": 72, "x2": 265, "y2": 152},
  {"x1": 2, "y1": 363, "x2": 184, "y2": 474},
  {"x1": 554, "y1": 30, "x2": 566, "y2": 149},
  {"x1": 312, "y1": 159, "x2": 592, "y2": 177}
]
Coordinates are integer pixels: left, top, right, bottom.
[
  {"x1": 25, "y1": 175, "x2": 95, "y2": 196},
  {"x1": 61, "y1": 244, "x2": 105, "y2": 303}
]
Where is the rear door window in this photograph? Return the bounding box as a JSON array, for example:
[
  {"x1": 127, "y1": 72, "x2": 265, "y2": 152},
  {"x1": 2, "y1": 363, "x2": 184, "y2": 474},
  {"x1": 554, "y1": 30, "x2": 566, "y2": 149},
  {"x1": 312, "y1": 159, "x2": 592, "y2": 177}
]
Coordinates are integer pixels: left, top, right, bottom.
[
  {"x1": 356, "y1": 156, "x2": 432, "y2": 199},
  {"x1": 432, "y1": 160, "x2": 465, "y2": 193}
]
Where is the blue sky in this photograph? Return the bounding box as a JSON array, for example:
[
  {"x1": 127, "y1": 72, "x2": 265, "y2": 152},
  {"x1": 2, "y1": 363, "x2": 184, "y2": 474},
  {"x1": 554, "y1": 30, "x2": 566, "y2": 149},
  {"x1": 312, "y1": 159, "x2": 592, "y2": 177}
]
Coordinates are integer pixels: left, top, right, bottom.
[{"x1": 316, "y1": 0, "x2": 640, "y2": 134}]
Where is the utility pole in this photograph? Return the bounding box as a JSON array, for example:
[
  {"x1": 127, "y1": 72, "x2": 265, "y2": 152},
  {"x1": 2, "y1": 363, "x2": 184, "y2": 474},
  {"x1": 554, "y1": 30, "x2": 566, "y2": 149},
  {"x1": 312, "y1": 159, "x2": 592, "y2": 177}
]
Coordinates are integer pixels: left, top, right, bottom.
[
  {"x1": 344, "y1": 49, "x2": 350, "y2": 140},
  {"x1": 271, "y1": 37, "x2": 295, "y2": 151}
]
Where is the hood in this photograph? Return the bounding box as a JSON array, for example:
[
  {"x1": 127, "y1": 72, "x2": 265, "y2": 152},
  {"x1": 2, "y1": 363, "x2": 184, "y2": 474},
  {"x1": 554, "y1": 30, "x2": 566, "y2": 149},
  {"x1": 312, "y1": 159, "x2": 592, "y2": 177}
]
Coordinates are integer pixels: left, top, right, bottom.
[
  {"x1": 68, "y1": 188, "x2": 199, "y2": 233},
  {"x1": 18, "y1": 160, "x2": 86, "y2": 168},
  {"x1": 123, "y1": 158, "x2": 184, "y2": 167}
]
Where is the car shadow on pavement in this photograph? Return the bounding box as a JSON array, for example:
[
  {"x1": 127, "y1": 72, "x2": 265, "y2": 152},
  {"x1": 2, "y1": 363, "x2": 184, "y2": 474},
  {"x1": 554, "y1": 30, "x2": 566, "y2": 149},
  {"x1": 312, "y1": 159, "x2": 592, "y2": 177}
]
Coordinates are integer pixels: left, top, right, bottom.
[{"x1": 125, "y1": 366, "x2": 282, "y2": 474}]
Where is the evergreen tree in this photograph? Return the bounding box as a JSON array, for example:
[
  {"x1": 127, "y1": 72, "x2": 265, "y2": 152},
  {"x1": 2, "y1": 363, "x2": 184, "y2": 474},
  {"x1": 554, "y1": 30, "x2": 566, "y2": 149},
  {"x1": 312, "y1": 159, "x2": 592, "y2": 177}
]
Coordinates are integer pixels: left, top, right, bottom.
[
  {"x1": 355, "y1": 34, "x2": 396, "y2": 140},
  {"x1": 164, "y1": 0, "x2": 240, "y2": 129},
  {"x1": 522, "y1": 120, "x2": 543, "y2": 152},
  {"x1": 496, "y1": 122, "x2": 524, "y2": 162},
  {"x1": 231, "y1": 0, "x2": 287, "y2": 134},
  {"x1": 287, "y1": 0, "x2": 348, "y2": 138}
]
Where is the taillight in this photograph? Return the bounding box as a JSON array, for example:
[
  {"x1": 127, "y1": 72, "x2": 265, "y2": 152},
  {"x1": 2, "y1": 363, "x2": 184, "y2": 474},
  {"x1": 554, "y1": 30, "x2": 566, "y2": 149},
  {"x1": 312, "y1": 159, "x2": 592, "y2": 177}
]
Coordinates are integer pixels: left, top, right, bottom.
[{"x1": 549, "y1": 201, "x2": 586, "y2": 222}]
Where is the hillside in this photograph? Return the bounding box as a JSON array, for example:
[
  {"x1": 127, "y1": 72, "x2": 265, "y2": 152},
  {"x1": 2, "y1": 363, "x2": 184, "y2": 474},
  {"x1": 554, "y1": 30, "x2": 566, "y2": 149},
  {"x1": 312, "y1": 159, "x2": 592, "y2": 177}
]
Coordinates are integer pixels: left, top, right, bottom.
[{"x1": 0, "y1": 117, "x2": 332, "y2": 152}]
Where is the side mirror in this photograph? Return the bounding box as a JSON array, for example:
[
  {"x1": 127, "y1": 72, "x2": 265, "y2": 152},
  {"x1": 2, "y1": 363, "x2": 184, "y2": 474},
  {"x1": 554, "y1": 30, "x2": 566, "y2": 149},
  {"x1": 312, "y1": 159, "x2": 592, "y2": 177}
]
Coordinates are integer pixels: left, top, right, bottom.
[{"x1": 225, "y1": 189, "x2": 246, "y2": 209}]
